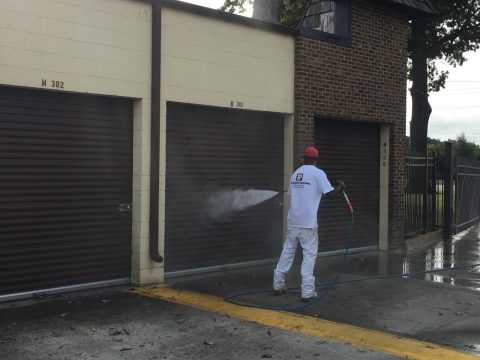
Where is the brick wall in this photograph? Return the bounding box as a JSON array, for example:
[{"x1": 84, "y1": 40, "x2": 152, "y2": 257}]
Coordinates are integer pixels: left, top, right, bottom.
[{"x1": 295, "y1": 0, "x2": 409, "y2": 247}]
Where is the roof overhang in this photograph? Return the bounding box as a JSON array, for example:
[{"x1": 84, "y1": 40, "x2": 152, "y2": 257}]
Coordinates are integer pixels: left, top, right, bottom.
[
  {"x1": 157, "y1": 0, "x2": 297, "y2": 36},
  {"x1": 370, "y1": 0, "x2": 437, "y2": 17}
]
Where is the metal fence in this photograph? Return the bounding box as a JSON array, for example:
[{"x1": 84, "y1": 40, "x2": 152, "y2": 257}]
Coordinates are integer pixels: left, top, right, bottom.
[
  {"x1": 405, "y1": 144, "x2": 480, "y2": 239},
  {"x1": 405, "y1": 153, "x2": 441, "y2": 237},
  {"x1": 455, "y1": 157, "x2": 480, "y2": 234}
]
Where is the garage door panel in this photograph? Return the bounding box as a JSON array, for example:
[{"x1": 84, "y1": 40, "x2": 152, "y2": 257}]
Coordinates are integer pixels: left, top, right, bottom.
[
  {"x1": 0, "y1": 92, "x2": 132, "y2": 114},
  {"x1": 0, "y1": 87, "x2": 133, "y2": 297},
  {"x1": 0, "y1": 265, "x2": 129, "y2": 295},
  {"x1": 0, "y1": 228, "x2": 129, "y2": 250},
  {"x1": 166, "y1": 102, "x2": 284, "y2": 272},
  {"x1": 315, "y1": 119, "x2": 379, "y2": 251},
  {"x1": 0, "y1": 110, "x2": 132, "y2": 127},
  {"x1": 0, "y1": 115, "x2": 132, "y2": 131}
]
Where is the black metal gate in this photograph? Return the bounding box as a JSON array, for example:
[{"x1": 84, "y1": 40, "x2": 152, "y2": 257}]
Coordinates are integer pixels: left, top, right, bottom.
[
  {"x1": 404, "y1": 153, "x2": 440, "y2": 237},
  {"x1": 405, "y1": 143, "x2": 480, "y2": 239},
  {"x1": 455, "y1": 157, "x2": 480, "y2": 233}
]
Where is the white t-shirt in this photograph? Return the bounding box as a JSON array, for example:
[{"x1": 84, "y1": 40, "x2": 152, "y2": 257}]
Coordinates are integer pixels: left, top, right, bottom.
[{"x1": 287, "y1": 165, "x2": 334, "y2": 229}]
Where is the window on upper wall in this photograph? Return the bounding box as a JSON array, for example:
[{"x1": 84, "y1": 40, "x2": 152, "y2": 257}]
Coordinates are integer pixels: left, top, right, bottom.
[{"x1": 300, "y1": 0, "x2": 351, "y2": 45}]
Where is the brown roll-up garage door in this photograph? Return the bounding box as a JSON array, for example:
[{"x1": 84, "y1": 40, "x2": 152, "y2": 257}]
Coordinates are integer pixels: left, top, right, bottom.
[
  {"x1": 315, "y1": 118, "x2": 379, "y2": 251},
  {"x1": 166, "y1": 102, "x2": 284, "y2": 273},
  {"x1": 0, "y1": 87, "x2": 133, "y2": 297}
]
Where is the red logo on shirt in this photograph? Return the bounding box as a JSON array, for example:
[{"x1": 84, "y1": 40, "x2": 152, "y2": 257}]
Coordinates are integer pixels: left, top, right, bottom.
[{"x1": 296, "y1": 173, "x2": 303, "y2": 181}]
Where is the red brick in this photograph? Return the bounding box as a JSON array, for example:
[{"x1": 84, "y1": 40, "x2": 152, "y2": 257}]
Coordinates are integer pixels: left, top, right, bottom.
[{"x1": 294, "y1": 0, "x2": 408, "y2": 247}]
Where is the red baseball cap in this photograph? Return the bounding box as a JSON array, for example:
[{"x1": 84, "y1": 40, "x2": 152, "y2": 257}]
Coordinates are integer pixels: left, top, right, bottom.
[{"x1": 303, "y1": 146, "x2": 319, "y2": 158}]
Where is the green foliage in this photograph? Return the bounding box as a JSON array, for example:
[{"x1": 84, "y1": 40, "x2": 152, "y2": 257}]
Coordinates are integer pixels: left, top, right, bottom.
[
  {"x1": 278, "y1": 0, "x2": 307, "y2": 27},
  {"x1": 454, "y1": 133, "x2": 480, "y2": 159},
  {"x1": 221, "y1": 1, "x2": 480, "y2": 156},
  {"x1": 425, "y1": 135, "x2": 480, "y2": 160},
  {"x1": 222, "y1": 1, "x2": 480, "y2": 92},
  {"x1": 409, "y1": 135, "x2": 480, "y2": 161},
  {"x1": 427, "y1": 138, "x2": 445, "y2": 164},
  {"x1": 221, "y1": 0, "x2": 307, "y2": 26},
  {"x1": 408, "y1": 0, "x2": 480, "y2": 92},
  {"x1": 220, "y1": 0, "x2": 252, "y2": 13}
]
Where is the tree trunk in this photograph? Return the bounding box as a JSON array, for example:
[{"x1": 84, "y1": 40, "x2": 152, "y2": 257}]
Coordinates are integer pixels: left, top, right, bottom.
[
  {"x1": 253, "y1": 0, "x2": 279, "y2": 23},
  {"x1": 409, "y1": 18, "x2": 432, "y2": 155}
]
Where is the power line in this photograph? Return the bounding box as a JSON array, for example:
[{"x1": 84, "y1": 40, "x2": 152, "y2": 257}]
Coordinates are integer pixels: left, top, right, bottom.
[
  {"x1": 432, "y1": 108, "x2": 480, "y2": 111},
  {"x1": 435, "y1": 131, "x2": 480, "y2": 137},
  {"x1": 429, "y1": 133, "x2": 480, "y2": 135},
  {"x1": 434, "y1": 106, "x2": 480, "y2": 109},
  {"x1": 434, "y1": 89, "x2": 480, "y2": 93},
  {"x1": 430, "y1": 134, "x2": 480, "y2": 136},
  {"x1": 439, "y1": 87, "x2": 480, "y2": 90},
  {"x1": 428, "y1": 132, "x2": 480, "y2": 134},
  {"x1": 435, "y1": 134, "x2": 480, "y2": 139},
  {"x1": 430, "y1": 123, "x2": 479, "y2": 125}
]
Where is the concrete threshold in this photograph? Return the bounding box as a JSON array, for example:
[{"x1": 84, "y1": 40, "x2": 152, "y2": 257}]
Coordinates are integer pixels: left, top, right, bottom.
[{"x1": 405, "y1": 230, "x2": 443, "y2": 253}]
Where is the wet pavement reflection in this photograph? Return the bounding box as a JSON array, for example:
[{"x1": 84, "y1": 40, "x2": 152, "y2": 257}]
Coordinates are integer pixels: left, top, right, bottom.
[
  {"x1": 346, "y1": 225, "x2": 480, "y2": 291},
  {"x1": 408, "y1": 232, "x2": 480, "y2": 290},
  {"x1": 168, "y1": 225, "x2": 480, "y2": 299},
  {"x1": 168, "y1": 225, "x2": 480, "y2": 355}
]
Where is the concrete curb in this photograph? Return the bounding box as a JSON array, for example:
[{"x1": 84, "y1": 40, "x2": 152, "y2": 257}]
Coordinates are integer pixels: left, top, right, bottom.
[{"x1": 406, "y1": 230, "x2": 443, "y2": 253}]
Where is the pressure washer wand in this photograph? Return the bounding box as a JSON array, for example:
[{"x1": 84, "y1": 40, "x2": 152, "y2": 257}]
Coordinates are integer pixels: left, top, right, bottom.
[{"x1": 342, "y1": 191, "x2": 354, "y2": 214}]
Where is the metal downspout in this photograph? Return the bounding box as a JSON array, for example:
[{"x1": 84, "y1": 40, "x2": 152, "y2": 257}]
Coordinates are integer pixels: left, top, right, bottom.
[{"x1": 149, "y1": 0, "x2": 163, "y2": 263}]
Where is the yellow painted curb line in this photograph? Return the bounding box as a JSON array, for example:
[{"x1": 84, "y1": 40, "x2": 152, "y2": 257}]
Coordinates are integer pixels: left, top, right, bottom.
[{"x1": 127, "y1": 285, "x2": 479, "y2": 360}]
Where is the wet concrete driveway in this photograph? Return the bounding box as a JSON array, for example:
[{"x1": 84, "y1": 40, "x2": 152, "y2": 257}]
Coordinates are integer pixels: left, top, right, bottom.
[
  {"x1": 1, "y1": 226, "x2": 479, "y2": 359},
  {"x1": 0, "y1": 287, "x2": 402, "y2": 360},
  {"x1": 167, "y1": 225, "x2": 480, "y2": 356}
]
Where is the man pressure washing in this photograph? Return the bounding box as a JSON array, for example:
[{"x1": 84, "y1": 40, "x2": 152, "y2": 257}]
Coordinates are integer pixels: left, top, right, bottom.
[{"x1": 273, "y1": 146, "x2": 345, "y2": 302}]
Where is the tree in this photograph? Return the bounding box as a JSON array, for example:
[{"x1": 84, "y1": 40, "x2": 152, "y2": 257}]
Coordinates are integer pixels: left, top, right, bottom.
[
  {"x1": 454, "y1": 133, "x2": 480, "y2": 159},
  {"x1": 409, "y1": 0, "x2": 480, "y2": 155},
  {"x1": 424, "y1": 134, "x2": 480, "y2": 161},
  {"x1": 220, "y1": 0, "x2": 305, "y2": 25},
  {"x1": 220, "y1": 0, "x2": 253, "y2": 14},
  {"x1": 222, "y1": 1, "x2": 480, "y2": 155},
  {"x1": 252, "y1": 0, "x2": 279, "y2": 23}
]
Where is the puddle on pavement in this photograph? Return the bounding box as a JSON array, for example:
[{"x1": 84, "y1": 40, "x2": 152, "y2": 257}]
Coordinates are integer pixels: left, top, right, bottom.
[
  {"x1": 167, "y1": 226, "x2": 480, "y2": 303},
  {"x1": 397, "y1": 226, "x2": 480, "y2": 291},
  {"x1": 341, "y1": 226, "x2": 480, "y2": 291}
]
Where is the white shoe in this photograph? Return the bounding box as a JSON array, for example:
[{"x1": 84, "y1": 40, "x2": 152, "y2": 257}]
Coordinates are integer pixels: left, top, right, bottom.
[
  {"x1": 301, "y1": 291, "x2": 318, "y2": 302},
  {"x1": 274, "y1": 284, "x2": 287, "y2": 295}
]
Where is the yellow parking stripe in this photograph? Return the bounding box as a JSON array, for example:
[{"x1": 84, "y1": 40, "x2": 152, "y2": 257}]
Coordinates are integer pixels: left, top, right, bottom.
[{"x1": 128, "y1": 285, "x2": 478, "y2": 360}]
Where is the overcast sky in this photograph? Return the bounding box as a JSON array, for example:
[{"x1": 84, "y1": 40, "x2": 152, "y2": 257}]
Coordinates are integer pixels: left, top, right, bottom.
[
  {"x1": 181, "y1": 0, "x2": 480, "y2": 145},
  {"x1": 410, "y1": 53, "x2": 480, "y2": 145}
]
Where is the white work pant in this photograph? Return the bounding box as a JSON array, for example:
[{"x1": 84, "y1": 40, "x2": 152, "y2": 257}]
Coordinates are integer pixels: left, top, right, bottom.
[{"x1": 273, "y1": 226, "x2": 318, "y2": 298}]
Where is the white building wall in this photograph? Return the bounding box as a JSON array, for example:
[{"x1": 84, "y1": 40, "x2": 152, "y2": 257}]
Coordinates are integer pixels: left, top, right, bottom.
[
  {"x1": 160, "y1": 8, "x2": 294, "y2": 113},
  {"x1": 0, "y1": 0, "x2": 296, "y2": 285},
  {"x1": 0, "y1": 0, "x2": 151, "y2": 97},
  {"x1": 0, "y1": 0, "x2": 154, "y2": 285},
  {"x1": 159, "y1": 7, "x2": 295, "y2": 273}
]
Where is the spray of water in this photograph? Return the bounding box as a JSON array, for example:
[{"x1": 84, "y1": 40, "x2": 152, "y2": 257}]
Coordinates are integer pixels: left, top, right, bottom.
[{"x1": 206, "y1": 189, "x2": 279, "y2": 221}]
